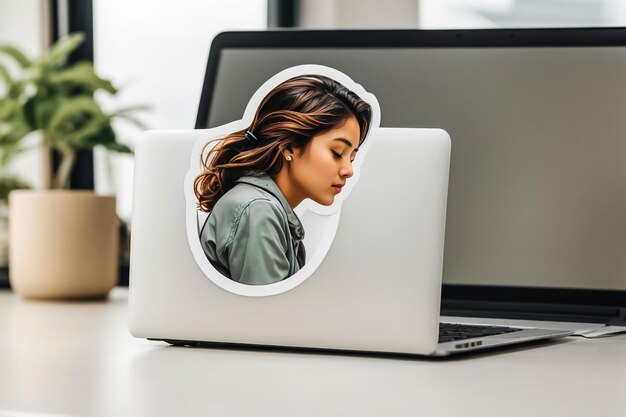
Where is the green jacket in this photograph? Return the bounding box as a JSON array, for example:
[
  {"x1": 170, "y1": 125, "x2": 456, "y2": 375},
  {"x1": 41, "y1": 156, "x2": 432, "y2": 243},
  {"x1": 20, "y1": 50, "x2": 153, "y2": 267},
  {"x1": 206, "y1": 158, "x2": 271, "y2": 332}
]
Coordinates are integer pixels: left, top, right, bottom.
[{"x1": 200, "y1": 174, "x2": 306, "y2": 285}]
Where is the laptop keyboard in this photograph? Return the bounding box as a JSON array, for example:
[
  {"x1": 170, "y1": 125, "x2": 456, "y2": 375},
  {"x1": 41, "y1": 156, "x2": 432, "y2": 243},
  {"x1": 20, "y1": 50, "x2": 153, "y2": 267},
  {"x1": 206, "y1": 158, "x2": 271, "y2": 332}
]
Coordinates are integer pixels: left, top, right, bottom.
[{"x1": 439, "y1": 322, "x2": 525, "y2": 343}]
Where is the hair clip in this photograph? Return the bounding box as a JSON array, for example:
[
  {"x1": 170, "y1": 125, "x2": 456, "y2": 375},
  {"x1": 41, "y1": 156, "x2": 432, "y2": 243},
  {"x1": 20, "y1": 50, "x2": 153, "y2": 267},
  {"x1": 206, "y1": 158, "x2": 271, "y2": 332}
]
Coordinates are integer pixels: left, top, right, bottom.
[{"x1": 244, "y1": 130, "x2": 259, "y2": 144}]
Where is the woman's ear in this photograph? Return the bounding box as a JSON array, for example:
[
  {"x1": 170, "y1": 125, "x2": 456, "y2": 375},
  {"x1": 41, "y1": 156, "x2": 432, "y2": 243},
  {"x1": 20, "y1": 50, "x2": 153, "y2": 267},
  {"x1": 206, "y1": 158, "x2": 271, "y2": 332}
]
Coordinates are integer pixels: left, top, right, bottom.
[{"x1": 283, "y1": 145, "x2": 295, "y2": 161}]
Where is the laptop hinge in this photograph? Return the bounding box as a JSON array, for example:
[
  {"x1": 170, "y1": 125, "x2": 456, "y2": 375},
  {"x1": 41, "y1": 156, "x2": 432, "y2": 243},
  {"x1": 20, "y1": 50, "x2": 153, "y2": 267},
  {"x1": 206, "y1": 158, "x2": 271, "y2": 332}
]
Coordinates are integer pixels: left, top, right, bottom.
[{"x1": 441, "y1": 300, "x2": 626, "y2": 325}]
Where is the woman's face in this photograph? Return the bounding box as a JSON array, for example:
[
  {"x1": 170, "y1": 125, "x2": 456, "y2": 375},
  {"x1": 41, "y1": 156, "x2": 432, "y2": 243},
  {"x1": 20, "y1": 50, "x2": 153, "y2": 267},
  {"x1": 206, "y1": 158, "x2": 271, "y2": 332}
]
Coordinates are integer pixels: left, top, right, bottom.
[{"x1": 287, "y1": 115, "x2": 361, "y2": 207}]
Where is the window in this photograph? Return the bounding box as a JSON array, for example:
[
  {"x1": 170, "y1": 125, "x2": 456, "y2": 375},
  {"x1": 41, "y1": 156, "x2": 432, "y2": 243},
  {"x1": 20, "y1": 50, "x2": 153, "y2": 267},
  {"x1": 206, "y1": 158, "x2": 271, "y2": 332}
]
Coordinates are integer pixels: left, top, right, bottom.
[
  {"x1": 420, "y1": 0, "x2": 626, "y2": 29},
  {"x1": 93, "y1": 0, "x2": 267, "y2": 222}
]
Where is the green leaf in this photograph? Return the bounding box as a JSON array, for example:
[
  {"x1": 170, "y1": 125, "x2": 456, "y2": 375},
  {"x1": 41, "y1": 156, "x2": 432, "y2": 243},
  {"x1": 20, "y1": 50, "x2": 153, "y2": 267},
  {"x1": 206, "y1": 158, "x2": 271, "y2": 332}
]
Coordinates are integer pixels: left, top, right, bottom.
[
  {"x1": 60, "y1": 121, "x2": 130, "y2": 155},
  {"x1": 0, "y1": 102, "x2": 31, "y2": 146},
  {"x1": 34, "y1": 96, "x2": 63, "y2": 130},
  {"x1": 103, "y1": 141, "x2": 132, "y2": 153},
  {"x1": 48, "y1": 61, "x2": 117, "y2": 94},
  {"x1": 7, "y1": 79, "x2": 27, "y2": 100},
  {"x1": 0, "y1": 117, "x2": 29, "y2": 167},
  {"x1": 22, "y1": 98, "x2": 37, "y2": 129},
  {"x1": 41, "y1": 33, "x2": 85, "y2": 69},
  {"x1": 0, "y1": 98, "x2": 17, "y2": 120},
  {"x1": 68, "y1": 118, "x2": 113, "y2": 149},
  {"x1": 81, "y1": 123, "x2": 115, "y2": 149},
  {"x1": 47, "y1": 96, "x2": 106, "y2": 148},
  {"x1": 0, "y1": 45, "x2": 32, "y2": 68},
  {"x1": 0, "y1": 62, "x2": 12, "y2": 87}
]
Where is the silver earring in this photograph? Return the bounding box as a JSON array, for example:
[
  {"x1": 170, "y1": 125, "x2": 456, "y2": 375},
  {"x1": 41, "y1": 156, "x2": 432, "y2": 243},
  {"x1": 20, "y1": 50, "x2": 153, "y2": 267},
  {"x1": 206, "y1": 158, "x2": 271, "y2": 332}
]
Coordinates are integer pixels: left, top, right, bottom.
[{"x1": 286, "y1": 156, "x2": 292, "y2": 161}]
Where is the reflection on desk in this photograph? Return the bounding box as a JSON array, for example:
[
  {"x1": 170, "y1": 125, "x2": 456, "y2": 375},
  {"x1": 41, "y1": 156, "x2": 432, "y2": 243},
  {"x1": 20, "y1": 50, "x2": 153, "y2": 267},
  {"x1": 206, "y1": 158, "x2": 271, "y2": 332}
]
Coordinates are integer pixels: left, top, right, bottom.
[{"x1": 0, "y1": 288, "x2": 624, "y2": 417}]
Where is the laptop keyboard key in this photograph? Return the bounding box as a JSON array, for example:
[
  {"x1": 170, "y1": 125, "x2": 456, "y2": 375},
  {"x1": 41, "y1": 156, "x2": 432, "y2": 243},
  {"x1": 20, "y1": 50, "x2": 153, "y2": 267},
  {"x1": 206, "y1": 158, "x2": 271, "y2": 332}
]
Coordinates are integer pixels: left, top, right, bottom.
[{"x1": 438, "y1": 322, "x2": 525, "y2": 343}]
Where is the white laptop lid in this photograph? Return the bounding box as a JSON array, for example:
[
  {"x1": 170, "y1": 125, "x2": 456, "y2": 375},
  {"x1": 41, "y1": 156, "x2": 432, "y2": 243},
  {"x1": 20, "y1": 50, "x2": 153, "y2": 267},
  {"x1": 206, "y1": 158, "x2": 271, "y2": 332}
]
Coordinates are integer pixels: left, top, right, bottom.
[{"x1": 129, "y1": 127, "x2": 451, "y2": 355}]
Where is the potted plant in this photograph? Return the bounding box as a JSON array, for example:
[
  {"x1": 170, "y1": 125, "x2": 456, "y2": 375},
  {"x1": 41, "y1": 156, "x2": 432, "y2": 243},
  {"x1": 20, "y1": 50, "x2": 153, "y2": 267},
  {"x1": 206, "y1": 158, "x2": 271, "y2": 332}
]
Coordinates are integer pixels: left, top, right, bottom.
[{"x1": 0, "y1": 33, "x2": 146, "y2": 299}]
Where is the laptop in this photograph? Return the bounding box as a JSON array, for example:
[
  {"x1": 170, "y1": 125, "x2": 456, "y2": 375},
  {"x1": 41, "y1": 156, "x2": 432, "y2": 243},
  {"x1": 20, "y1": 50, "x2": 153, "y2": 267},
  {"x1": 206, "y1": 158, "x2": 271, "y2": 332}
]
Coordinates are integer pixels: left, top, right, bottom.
[{"x1": 128, "y1": 127, "x2": 572, "y2": 356}]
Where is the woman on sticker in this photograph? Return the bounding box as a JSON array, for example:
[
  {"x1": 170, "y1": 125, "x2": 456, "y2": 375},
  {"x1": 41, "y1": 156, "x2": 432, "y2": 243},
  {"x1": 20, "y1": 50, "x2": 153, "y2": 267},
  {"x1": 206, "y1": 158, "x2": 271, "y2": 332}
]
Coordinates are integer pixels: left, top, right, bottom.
[{"x1": 194, "y1": 74, "x2": 372, "y2": 285}]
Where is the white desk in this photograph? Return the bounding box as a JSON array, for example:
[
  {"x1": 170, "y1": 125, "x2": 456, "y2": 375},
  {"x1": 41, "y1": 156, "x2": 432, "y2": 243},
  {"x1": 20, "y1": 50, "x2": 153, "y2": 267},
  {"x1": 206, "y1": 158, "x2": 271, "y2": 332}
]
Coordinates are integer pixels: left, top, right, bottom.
[{"x1": 0, "y1": 288, "x2": 624, "y2": 417}]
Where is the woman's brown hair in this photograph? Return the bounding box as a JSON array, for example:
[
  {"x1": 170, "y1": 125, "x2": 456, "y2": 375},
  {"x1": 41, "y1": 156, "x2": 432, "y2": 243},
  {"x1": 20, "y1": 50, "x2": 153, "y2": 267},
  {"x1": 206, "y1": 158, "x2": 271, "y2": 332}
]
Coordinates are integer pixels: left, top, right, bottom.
[{"x1": 194, "y1": 74, "x2": 372, "y2": 212}]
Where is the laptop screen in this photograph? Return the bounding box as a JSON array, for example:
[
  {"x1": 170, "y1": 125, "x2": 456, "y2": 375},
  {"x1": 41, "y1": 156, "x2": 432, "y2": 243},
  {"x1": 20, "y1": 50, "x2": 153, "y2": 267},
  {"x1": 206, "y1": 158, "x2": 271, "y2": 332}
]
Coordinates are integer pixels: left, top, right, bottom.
[{"x1": 196, "y1": 29, "x2": 626, "y2": 305}]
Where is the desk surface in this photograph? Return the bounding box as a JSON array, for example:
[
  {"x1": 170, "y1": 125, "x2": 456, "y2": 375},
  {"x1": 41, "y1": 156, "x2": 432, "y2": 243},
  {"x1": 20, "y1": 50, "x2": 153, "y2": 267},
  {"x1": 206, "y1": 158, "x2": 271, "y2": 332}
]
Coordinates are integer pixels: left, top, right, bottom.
[{"x1": 0, "y1": 288, "x2": 624, "y2": 417}]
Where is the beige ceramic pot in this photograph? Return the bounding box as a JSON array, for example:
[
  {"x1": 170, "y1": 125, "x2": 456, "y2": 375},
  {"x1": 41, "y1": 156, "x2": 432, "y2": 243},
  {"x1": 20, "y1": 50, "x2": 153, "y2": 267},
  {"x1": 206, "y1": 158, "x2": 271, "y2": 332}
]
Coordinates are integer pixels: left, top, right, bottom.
[{"x1": 8, "y1": 190, "x2": 118, "y2": 300}]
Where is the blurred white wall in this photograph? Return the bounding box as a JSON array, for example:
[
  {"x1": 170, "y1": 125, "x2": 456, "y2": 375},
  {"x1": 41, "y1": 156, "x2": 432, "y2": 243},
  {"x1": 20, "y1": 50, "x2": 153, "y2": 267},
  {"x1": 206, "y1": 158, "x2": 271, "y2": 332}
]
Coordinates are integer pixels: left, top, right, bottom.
[
  {"x1": 0, "y1": 0, "x2": 49, "y2": 54},
  {"x1": 299, "y1": 0, "x2": 419, "y2": 28},
  {"x1": 298, "y1": 0, "x2": 626, "y2": 30},
  {"x1": 420, "y1": 0, "x2": 626, "y2": 29}
]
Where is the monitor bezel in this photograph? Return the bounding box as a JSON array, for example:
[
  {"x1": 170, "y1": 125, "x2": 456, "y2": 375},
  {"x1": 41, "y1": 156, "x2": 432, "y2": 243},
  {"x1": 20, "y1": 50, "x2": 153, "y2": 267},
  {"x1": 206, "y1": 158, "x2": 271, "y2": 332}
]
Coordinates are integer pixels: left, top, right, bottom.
[{"x1": 195, "y1": 27, "x2": 626, "y2": 311}]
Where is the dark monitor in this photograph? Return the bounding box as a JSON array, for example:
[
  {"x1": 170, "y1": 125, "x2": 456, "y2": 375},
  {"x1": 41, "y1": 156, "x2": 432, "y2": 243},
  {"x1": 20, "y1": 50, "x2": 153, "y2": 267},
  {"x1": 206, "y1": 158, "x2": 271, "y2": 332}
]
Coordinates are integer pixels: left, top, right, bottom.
[{"x1": 196, "y1": 28, "x2": 626, "y2": 323}]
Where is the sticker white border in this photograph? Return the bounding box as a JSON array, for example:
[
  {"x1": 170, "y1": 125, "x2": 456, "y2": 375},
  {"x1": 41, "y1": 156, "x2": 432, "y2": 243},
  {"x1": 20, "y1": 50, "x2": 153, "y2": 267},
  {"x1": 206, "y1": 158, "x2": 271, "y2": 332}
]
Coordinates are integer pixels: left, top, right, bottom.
[{"x1": 183, "y1": 64, "x2": 381, "y2": 297}]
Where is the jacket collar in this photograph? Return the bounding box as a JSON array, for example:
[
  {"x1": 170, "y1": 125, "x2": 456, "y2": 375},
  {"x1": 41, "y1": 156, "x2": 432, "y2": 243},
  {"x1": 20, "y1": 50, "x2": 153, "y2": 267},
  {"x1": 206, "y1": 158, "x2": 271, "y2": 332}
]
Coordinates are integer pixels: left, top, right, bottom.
[{"x1": 236, "y1": 174, "x2": 305, "y2": 241}]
